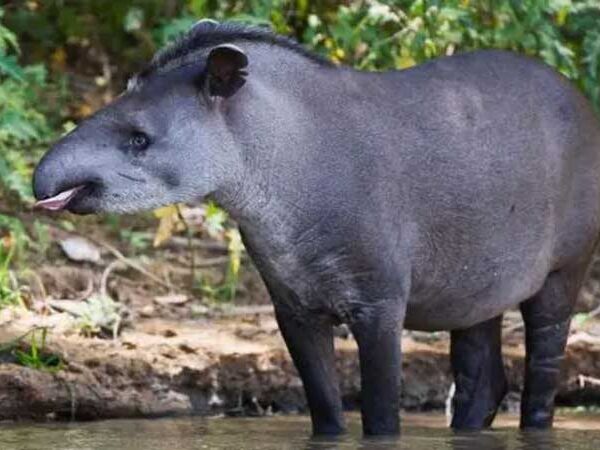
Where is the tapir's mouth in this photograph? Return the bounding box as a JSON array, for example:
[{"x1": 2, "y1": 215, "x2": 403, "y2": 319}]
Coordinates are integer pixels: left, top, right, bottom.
[{"x1": 34, "y1": 185, "x2": 87, "y2": 211}]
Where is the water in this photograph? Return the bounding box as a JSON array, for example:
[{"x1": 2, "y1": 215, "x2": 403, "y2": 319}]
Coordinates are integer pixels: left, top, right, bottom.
[{"x1": 1, "y1": 413, "x2": 599, "y2": 450}]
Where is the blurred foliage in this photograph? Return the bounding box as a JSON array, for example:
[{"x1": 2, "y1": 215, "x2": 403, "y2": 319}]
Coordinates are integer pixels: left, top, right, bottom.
[
  {"x1": 0, "y1": 0, "x2": 600, "y2": 304},
  {"x1": 3, "y1": 1, "x2": 598, "y2": 107},
  {"x1": 303, "y1": 0, "x2": 600, "y2": 107},
  {"x1": 197, "y1": 221, "x2": 244, "y2": 303},
  {"x1": 0, "y1": 214, "x2": 27, "y2": 307},
  {"x1": 0, "y1": 5, "x2": 55, "y2": 203},
  {"x1": 0, "y1": 231, "x2": 22, "y2": 308}
]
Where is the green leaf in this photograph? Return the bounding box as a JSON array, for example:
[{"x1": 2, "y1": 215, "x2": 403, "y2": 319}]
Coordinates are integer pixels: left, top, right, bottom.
[
  {"x1": 204, "y1": 202, "x2": 228, "y2": 238},
  {"x1": 0, "y1": 55, "x2": 24, "y2": 82},
  {"x1": 124, "y1": 7, "x2": 144, "y2": 33}
]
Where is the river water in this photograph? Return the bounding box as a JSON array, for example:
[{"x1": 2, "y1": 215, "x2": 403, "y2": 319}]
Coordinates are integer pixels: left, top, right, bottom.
[{"x1": 1, "y1": 413, "x2": 599, "y2": 450}]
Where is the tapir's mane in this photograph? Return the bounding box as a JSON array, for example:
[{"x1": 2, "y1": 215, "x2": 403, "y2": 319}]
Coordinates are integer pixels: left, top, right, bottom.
[{"x1": 131, "y1": 21, "x2": 332, "y2": 88}]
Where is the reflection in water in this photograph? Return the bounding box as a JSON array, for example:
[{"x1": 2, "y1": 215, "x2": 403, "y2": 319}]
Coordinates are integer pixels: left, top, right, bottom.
[
  {"x1": 0, "y1": 413, "x2": 598, "y2": 450},
  {"x1": 447, "y1": 431, "x2": 507, "y2": 450},
  {"x1": 517, "y1": 430, "x2": 558, "y2": 450}
]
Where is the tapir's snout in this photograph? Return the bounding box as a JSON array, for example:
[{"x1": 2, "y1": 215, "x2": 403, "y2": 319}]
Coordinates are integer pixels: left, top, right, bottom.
[{"x1": 32, "y1": 140, "x2": 105, "y2": 213}]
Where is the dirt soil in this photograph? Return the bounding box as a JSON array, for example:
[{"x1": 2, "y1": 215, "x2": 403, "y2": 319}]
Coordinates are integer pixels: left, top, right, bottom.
[{"x1": 0, "y1": 224, "x2": 600, "y2": 423}]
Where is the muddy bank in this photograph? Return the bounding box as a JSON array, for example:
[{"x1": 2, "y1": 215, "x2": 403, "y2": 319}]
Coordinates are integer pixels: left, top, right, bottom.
[{"x1": 1, "y1": 308, "x2": 599, "y2": 422}]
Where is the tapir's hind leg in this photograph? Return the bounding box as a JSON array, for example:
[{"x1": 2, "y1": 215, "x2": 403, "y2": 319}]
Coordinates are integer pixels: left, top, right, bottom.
[
  {"x1": 519, "y1": 268, "x2": 584, "y2": 429},
  {"x1": 450, "y1": 315, "x2": 507, "y2": 430}
]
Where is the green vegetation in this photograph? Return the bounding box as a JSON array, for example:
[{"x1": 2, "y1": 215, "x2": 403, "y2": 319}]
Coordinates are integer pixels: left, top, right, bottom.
[
  {"x1": 198, "y1": 203, "x2": 244, "y2": 303},
  {"x1": 0, "y1": 6, "x2": 54, "y2": 202},
  {"x1": 0, "y1": 214, "x2": 26, "y2": 308},
  {"x1": 0, "y1": 327, "x2": 62, "y2": 372},
  {"x1": 0, "y1": 234, "x2": 22, "y2": 308},
  {"x1": 54, "y1": 294, "x2": 124, "y2": 339},
  {"x1": 0, "y1": 1, "x2": 599, "y2": 336},
  {"x1": 13, "y1": 327, "x2": 62, "y2": 372}
]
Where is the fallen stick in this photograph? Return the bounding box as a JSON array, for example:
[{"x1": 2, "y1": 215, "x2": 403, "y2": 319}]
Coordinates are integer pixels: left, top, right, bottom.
[
  {"x1": 567, "y1": 331, "x2": 600, "y2": 346},
  {"x1": 100, "y1": 260, "x2": 127, "y2": 298},
  {"x1": 165, "y1": 236, "x2": 228, "y2": 252},
  {"x1": 578, "y1": 375, "x2": 600, "y2": 388},
  {"x1": 216, "y1": 305, "x2": 274, "y2": 316},
  {"x1": 84, "y1": 236, "x2": 171, "y2": 289}
]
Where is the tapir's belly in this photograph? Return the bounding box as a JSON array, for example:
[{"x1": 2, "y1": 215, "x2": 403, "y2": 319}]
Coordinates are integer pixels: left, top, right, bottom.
[
  {"x1": 401, "y1": 199, "x2": 560, "y2": 331},
  {"x1": 403, "y1": 267, "x2": 549, "y2": 331},
  {"x1": 404, "y1": 298, "x2": 514, "y2": 331}
]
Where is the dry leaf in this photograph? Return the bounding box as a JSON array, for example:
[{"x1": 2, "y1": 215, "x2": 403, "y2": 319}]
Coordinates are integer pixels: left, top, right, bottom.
[
  {"x1": 154, "y1": 294, "x2": 188, "y2": 305},
  {"x1": 59, "y1": 236, "x2": 101, "y2": 263},
  {"x1": 226, "y1": 229, "x2": 243, "y2": 276},
  {"x1": 153, "y1": 205, "x2": 184, "y2": 247}
]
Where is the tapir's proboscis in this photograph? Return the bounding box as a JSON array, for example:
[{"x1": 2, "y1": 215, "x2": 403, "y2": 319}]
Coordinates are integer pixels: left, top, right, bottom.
[{"x1": 33, "y1": 21, "x2": 600, "y2": 436}]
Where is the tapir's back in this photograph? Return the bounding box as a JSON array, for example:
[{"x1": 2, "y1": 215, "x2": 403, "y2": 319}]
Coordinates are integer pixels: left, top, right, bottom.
[
  {"x1": 391, "y1": 50, "x2": 600, "y2": 243},
  {"x1": 349, "y1": 50, "x2": 600, "y2": 329}
]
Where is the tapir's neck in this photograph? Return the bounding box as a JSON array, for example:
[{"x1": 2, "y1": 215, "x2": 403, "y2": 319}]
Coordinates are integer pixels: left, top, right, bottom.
[
  {"x1": 210, "y1": 43, "x2": 349, "y2": 222},
  {"x1": 207, "y1": 43, "x2": 393, "y2": 274}
]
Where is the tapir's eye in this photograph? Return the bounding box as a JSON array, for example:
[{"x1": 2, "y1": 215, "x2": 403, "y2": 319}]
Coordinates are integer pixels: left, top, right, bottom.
[{"x1": 128, "y1": 132, "x2": 150, "y2": 151}]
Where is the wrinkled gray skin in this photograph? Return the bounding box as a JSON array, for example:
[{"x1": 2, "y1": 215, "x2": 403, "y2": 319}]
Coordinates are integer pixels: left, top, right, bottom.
[{"x1": 33, "y1": 25, "x2": 600, "y2": 436}]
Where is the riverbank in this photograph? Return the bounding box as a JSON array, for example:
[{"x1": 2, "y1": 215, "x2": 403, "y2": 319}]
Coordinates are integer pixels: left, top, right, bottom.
[
  {"x1": 1, "y1": 304, "x2": 599, "y2": 422},
  {"x1": 0, "y1": 224, "x2": 599, "y2": 422}
]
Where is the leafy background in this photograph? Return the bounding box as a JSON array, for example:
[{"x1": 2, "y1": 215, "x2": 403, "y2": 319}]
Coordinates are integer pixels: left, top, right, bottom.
[{"x1": 1, "y1": 0, "x2": 600, "y2": 315}]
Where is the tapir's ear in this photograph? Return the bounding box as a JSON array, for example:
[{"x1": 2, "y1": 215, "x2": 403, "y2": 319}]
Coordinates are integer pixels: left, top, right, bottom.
[
  {"x1": 191, "y1": 18, "x2": 219, "y2": 33},
  {"x1": 205, "y1": 44, "x2": 248, "y2": 98}
]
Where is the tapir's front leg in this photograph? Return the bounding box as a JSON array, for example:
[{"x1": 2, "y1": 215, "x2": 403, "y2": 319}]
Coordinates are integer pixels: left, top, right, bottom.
[
  {"x1": 349, "y1": 300, "x2": 404, "y2": 435},
  {"x1": 274, "y1": 306, "x2": 345, "y2": 435}
]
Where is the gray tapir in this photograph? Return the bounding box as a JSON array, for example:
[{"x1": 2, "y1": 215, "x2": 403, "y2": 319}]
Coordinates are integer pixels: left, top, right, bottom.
[{"x1": 33, "y1": 21, "x2": 600, "y2": 436}]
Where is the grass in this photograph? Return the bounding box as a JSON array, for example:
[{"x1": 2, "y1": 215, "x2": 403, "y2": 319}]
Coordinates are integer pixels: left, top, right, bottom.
[
  {"x1": 13, "y1": 327, "x2": 62, "y2": 372},
  {"x1": 197, "y1": 271, "x2": 239, "y2": 303},
  {"x1": 0, "y1": 327, "x2": 63, "y2": 372},
  {"x1": 0, "y1": 235, "x2": 24, "y2": 310}
]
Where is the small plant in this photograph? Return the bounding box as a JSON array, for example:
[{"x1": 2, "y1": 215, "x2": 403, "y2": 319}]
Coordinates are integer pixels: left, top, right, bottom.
[
  {"x1": 54, "y1": 294, "x2": 123, "y2": 339},
  {"x1": 77, "y1": 294, "x2": 123, "y2": 338},
  {"x1": 196, "y1": 228, "x2": 243, "y2": 303},
  {"x1": 0, "y1": 241, "x2": 19, "y2": 308},
  {"x1": 153, "y1": 201, "x2": 244, "y2": 302},
  {"x1": 0, "y1": 229, "x2": 24, "y2": 310},
  {"x1": 197, "y1": 271, "x2": 238, "y2": 303},
  {"x1": 224, "y1": 227, "x2": 243, "y2": 300},
  {"x1": 120, "y1": 229, "x2": 153, "y2": 252},
  {"x1": 6, "y1": 328, "x2": 62, "y2": 372}
]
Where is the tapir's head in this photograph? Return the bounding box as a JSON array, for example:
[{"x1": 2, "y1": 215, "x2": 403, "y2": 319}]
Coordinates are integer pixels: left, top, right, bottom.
[{"x1": 33, "y1": 22, "x2": 249, "y2": 214}]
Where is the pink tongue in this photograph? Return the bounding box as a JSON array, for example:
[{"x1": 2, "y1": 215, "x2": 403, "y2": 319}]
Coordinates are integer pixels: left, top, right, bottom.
[{"x1": 34, "y1": 185, "x2": 85, "y2": 211}]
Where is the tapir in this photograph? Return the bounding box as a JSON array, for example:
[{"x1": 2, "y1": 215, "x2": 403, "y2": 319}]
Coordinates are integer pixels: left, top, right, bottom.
[{"x1": 32, "y1": 21, "x2": 600, "y2": 435}]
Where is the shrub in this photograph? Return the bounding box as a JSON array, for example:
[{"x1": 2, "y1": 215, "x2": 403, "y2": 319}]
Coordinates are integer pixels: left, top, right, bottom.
[{"x1": 0, "y1": 6, "x2": 54, "y2": 202}]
